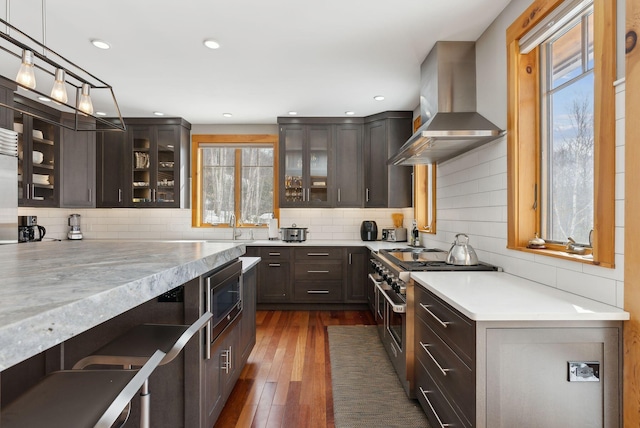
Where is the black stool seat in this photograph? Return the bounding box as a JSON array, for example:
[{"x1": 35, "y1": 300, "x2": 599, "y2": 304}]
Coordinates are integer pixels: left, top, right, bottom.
[{"x1": 1, "y1": 350, "x2": 165, "y2": 428}]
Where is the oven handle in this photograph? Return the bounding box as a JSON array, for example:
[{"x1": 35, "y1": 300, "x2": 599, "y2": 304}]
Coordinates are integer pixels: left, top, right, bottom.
[{"x1": 374, "y1": 281, "x2": 406, "y2": 313}]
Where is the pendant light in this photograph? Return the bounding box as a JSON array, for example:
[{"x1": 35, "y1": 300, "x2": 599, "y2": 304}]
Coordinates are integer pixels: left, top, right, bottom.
[
  {"x1": 16, "y1": 49, "x2": 36, "y2": 89},
  {"x1": 78, "y1": 83, "x2": 94, "y2": 114},
  {"x1": 50, "y1": 68, "x2": 68, "y2": 103}
]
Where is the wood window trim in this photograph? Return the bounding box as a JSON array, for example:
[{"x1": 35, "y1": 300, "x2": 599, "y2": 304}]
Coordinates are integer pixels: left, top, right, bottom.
[
  {"x1": 412, "y1": 116, "x2": 437, "y2": 234},
  {"x1": 506, "y1": 0, "x2": 616, "y2": 268},
  {"x1": 191, "y1": 134, "x2": 279, "y2": 228}
]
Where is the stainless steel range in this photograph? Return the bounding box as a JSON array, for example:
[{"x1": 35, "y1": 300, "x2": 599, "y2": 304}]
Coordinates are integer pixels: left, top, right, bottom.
[{"x1": 369, "y1": 247, "x2": 500, "y2": 398}]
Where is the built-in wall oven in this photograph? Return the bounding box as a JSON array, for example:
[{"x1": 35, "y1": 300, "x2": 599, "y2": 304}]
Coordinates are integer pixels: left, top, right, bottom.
[
  {"x1": 203, "y1": 259, "x2": 243, "y2": 358},
  {"x1": 370, "y1": 248, "x2": 500, "y2": 398}
]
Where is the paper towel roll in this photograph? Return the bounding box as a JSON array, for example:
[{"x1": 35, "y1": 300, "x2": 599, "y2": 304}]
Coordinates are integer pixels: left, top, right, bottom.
[{"x1": 268, "y1": 218, "x2": 279, "y2": 239}]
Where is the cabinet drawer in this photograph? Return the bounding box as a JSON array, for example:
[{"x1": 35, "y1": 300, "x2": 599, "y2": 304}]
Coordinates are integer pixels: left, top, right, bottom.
[
  {"x1": 415, "y1": 285, "x2": 475, "y2": 365},
  {"x1": 415, "y1": 358, "x2": 471, "y2": 428},
  {"x1": 294, "y1": 247, "x2": 343, "y2": 260},
  {"x1": 259, "y1": 247, "x2": 292, "y2": 260},
  {"x1": 294, "y1": 261, "x2": 342, "y2": 280},
  {"x1": 293, "y1": 281, "x2": 343, "y2": 302},
  {"x1": 416, "y1": 316, "x2": 474, "y2": 423}
]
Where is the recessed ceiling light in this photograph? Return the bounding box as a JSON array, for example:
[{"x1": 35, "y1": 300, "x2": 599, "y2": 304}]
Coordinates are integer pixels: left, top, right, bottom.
[
  {"x1": 153, "y1": 111, "x2": 164, "y2": 116},
  {"x1": 203, "y1": 39, "x2": 221, "y2": 49},
  {"x1": 223, "y1": 113, "x2": 233, "y2": 118},
  {"x1": 373, "y1": 95, "x2": 385, "y2": 101},
  {"x1": 288, "y1": 111, "x2": 298, "y2": 115},
  {"x1": 90, "y1": 39, "x2": 111, "y2": 50},
  {"x1": 345, "y1": 111, "x2": 355, "y2": 116},
  {"x1": 95, "y1": 111, "x2": 107, "y2": 116},
  {"x1": 38, "y1": 96, "x2": 51, "y2": 102}
]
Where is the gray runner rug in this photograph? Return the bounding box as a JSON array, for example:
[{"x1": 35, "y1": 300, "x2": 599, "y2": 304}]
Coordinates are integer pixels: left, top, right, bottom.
[{"x1": 327, "y1": 325, "x2": 430, "y2": 428}]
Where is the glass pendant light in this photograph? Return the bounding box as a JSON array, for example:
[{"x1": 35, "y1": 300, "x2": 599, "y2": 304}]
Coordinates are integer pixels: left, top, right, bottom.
[
  {"x1": 16, "y1": 50, "x2": 36, "y2": 89},
  {"x1": 78, "y1": 83, "x2": 94, "y2": 114},
  {"x1": 50, "y1": 68, "x2": 68, "y2": 103}
]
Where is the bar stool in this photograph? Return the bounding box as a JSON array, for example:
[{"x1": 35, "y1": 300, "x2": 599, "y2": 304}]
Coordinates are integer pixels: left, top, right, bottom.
[
  {"x1": 73, "y1": 311, "x2": 212, "y2": 428},
  {"x1": 1, "y1": 349, "x2": 165, "y2": 428}
]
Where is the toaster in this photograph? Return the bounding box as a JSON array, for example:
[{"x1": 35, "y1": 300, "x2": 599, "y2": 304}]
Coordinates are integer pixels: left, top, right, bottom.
[{"x1": 381, "y1": 227, "x2": 407, "y2": 242}]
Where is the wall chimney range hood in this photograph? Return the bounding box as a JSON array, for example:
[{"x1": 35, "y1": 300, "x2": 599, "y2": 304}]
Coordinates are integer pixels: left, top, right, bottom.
[{"x1": 388, "y1": 41, "x2": 505, "y2": 165}]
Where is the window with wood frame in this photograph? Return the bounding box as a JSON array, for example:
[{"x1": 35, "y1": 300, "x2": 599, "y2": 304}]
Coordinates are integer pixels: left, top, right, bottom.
[
  {"x1": 191, "y1": 135, "x2": 279, "y2": 228},
  {"x1": 506, "y1": 0, "x2": 616, "y2": 267}
]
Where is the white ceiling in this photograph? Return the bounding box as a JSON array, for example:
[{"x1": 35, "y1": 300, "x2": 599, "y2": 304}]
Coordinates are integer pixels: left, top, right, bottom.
[{"x1": 2, "y1": 0, "x2": 511, "y2": 125}]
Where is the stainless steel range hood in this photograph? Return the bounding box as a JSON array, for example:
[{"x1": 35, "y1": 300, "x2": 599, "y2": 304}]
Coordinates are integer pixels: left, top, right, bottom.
[{"x1": 388, "y1": 41, "x2": 505, "y2": 165}]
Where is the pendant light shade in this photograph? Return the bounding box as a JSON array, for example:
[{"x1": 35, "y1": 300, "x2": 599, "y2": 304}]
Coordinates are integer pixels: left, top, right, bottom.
[
  {"x1": 78, "y1": 83, "x2": 94, "y2": 115},
  {"x1": 16, "y1": 50, "x2": 36, "y2": 89},
  {"x1": 50, "y1": 68, "x2": 68, "y2": 103}
]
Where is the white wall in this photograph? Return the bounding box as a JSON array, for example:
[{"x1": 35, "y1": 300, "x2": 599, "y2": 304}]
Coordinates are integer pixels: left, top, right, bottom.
[
  {"x1": 19, "y1": 207, "x2": 413, "y2": 242},
  {"x1": 421, "y1": 0, "x2": 626, "y2": 308}
]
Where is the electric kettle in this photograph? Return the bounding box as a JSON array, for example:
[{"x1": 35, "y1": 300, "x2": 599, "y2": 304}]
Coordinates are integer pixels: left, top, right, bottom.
[{"x1": 446, "y1": 233, "x2": 479, "y2": 265}]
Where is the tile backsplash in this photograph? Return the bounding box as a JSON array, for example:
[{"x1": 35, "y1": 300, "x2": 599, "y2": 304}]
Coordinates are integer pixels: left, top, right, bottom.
[{"x1": 17, "y1": 207, "x2": 414, "y2": 242}]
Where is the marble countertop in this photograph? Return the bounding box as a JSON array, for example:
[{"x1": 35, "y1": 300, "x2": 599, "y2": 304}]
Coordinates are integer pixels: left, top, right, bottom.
[
  {"x1": 411, "y1": 271, "x2": 629, "y2": 322},
  {"x1": 0, "y1": 240, "x2": 245, "y2": 371}
]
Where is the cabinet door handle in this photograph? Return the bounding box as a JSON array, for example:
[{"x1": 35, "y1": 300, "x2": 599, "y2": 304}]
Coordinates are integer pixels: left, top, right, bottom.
[
  {"x1": 303, "y1": 188, "x2": 306, "y2": 202},
  {"x1": 307, "y1": 252, "x2": 329, "y2": 256},
  {"x1": 307, "y1": 290, "x2": 329, "y2": 294},
  {"x1": 307, "y1": 270, "x2": 329, "y2": 274},
  {"x1": 118, "y1": 188, "x2": 122, "y2": 203},
  {"x1": 337, "y1": 188, "x2": 341, "y2": 202},
  {"x1": 268, "y1": 263, "x2": 281, "y2": 267},
  {"x1": 420, "y1": 341, "x2": 450, "y2": 377},
  {"x1": 88, "y1": 188, "x2": 92, "y2": 203},
  {"x1": 349, "y1": 253, "x2": 352, "y2": 264},
  {"x1": 419, "y1": 303, "x2": 451, "y2": 328},
  {"x1": 366, "y1": 188, "x2": 370, "y2": 202},
  {"x1": 418, "y1": 387, "x2": 451, "y2": 428},
  {"x1": 307, "y1": 188, "x2": 310, "y2": 201},
  {"x1": 268, "y1": 252, "x2": 281, "y2": 256}
]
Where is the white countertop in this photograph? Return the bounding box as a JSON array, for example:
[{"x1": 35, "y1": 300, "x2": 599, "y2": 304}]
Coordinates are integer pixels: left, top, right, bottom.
[
  {"x1": 0, "y1": 240, "x2": 245, "y2": 371},
  {"x1": 248, "y1": 239, "x2": 411, "y2": 252},
  {"x1": 411, "y1": 271, "x2": 629, "y2": 322},
  {"x1": 239, "y1": 256, "x2": 261, "y2": 273}
]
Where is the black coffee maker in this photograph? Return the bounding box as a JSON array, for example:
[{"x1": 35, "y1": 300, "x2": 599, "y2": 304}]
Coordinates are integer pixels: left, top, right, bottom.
[
  {"x1": 360, "y1": 220, "x2": 378, "y2": 241},
  {"x1": 18, "y1": 216, "x2": 46, "y2": 243}
]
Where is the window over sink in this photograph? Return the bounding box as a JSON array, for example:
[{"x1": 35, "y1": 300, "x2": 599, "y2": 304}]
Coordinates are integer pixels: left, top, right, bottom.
[{"x1": 191, "y1": 134, "x2": 279, "y2": 228}]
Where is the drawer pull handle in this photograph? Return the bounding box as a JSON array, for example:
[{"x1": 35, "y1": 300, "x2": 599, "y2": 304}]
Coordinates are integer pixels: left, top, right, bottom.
[
  {"x1": 268, "y1": 252, "x2": 281, "y2": 256},
  {"x1": 419, "y1": 387, "x2": 453, "y2": 428},
  {"x1": 307, "y1": 270, "x2": 329, "y2": 273},
  {"x1": 307, "y1": 252, "x2": 330, "y2": 256},
  {"x1": 419, "y1": 303, "x2": 451, "y2": 329},
  {"x1": 268, "y1": 263, "x2": 281, "y2": 267},
  {"x1": 420, "y1": 341, "x2": 450, "y2": 377},
  {"x1": 307, "y1": 290, "x2": 330, "y2": 294}
]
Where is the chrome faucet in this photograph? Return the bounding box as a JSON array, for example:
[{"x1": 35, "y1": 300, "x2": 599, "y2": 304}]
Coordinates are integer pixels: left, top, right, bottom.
[{"x1": 229, "y1": 214, "x2": 241, "y2": 240}]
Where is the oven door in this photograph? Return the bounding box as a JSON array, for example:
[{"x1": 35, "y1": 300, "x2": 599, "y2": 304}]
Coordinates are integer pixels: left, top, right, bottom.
[
  {"x1": 368, "y1": 274, "x2": 385, "y2": 331},
  {"x1": 375, "y1": 281, "x2": 406, "y2": 352}
]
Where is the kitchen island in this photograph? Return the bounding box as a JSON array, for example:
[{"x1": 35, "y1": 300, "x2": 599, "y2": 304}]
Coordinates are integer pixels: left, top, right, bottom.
[
  {"x1": 0, "y1": 239, "x2": 245, "y2": 371},
  {"x1": 410, "y1": 271, "x2": 629, "y2": 428},
  {"x1": 0, "y1": 239, "x2": 249, "y2": 427}
]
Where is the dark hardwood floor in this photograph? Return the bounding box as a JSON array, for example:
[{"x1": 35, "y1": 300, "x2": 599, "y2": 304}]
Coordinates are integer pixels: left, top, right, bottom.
[{"x1": 213, "y1": 310, "x2": 376, "y2": 428}]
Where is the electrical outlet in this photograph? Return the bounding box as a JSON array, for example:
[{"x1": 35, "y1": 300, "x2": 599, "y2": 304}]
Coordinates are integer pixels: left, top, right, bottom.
[{"x1": 568, "y1": 361, "x2": 600, "y2": 382}]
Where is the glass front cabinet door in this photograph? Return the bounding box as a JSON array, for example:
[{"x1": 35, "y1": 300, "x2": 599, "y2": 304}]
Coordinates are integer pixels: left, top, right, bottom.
[
  {"x1": 130, "y1": 125, "x2": 180, "y2": 207},
  {"x1": 280, "y1": 124, "x2": 331, "y2": 207}
]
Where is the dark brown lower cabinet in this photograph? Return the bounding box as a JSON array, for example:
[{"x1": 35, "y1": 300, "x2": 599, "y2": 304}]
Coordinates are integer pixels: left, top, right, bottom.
[{"x1": 248, "y1": 245, "x2": 368, "y2": 308}]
